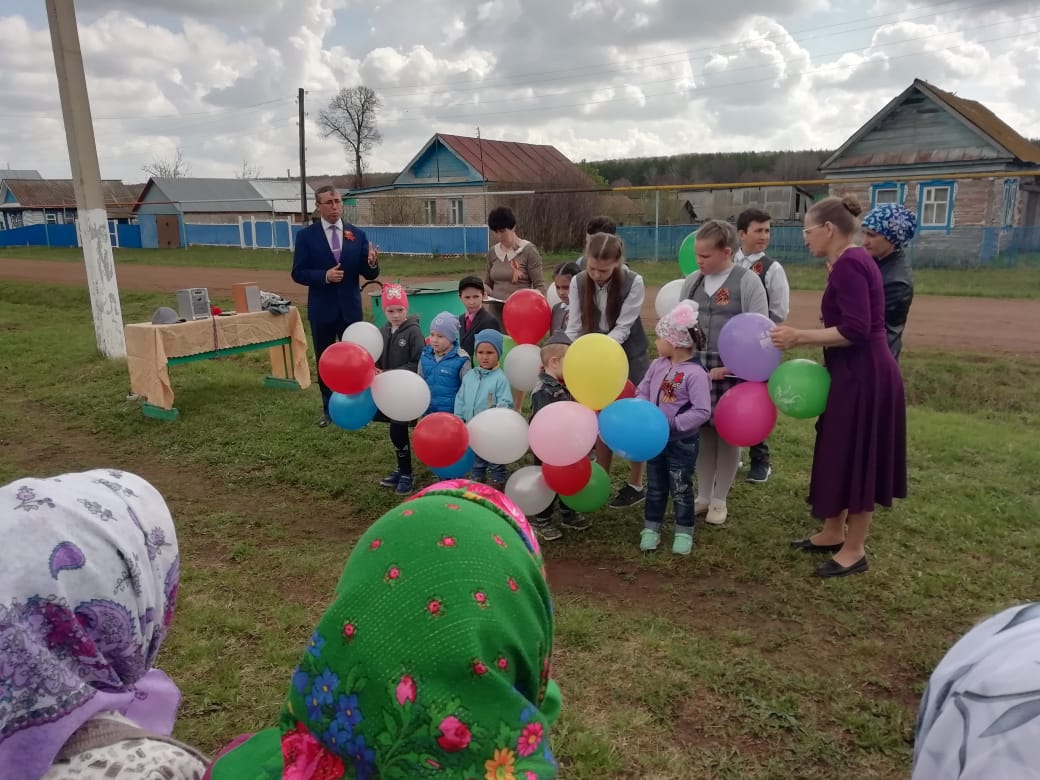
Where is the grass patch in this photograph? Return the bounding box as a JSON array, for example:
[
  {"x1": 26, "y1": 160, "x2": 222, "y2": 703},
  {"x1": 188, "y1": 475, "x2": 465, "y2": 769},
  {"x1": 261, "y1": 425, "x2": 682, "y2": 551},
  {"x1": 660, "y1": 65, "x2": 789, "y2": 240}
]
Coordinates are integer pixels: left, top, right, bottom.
[
  {"x1": 4, "y1": 245, "x2": 1039, "y2": 299},
  {"x1": 0, "y1": 279, "x2": 1038, "y2": 777}
]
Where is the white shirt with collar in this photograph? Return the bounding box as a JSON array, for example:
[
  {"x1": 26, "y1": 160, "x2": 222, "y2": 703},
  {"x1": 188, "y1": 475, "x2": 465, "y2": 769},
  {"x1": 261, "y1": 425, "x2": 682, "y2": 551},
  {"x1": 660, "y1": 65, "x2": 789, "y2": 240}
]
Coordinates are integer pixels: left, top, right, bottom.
[
  {"x1": 735, "y1": 249, "x2": 790, "y2": 324},
  {"x1": 321, "y1": 217, "x2": 344, "y2": 252},
  {"x1": 564, "y1": 272, "x2": 645, "y2": 345}
]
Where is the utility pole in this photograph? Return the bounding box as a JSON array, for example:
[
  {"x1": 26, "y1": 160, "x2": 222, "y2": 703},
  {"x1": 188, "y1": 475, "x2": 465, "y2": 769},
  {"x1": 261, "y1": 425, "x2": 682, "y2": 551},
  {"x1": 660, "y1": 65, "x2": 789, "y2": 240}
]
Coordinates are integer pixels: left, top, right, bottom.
[
  {"x1": 298, "y1": 87, "x2": 308, "y2": 223},
  {"x1": 46, "y1": 0, "x2": 125, "y2": 358}
]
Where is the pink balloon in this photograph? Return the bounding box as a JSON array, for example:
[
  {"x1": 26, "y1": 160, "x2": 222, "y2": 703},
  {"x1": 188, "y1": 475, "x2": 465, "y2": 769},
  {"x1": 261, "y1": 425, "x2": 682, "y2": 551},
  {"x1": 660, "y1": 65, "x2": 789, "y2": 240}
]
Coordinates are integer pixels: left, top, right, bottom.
[
  {"x1": 528, "y1": 401, "x2": 599, "y2": 466},
  {"x1": 714, "y1": 382, "x2": 777, "y2": 447}
]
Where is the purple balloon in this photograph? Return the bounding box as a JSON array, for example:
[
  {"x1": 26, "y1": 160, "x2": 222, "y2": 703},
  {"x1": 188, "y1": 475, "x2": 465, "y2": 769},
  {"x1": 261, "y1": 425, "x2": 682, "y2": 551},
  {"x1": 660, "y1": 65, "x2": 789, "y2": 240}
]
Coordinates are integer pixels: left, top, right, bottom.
[{"x1": 718, "y1": 313, "x2": 782, "y2": 382}]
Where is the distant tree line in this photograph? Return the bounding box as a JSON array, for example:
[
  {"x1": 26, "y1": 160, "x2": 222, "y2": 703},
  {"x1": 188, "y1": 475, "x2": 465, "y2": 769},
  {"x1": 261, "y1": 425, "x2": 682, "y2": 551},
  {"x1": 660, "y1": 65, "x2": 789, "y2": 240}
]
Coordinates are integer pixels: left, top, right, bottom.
[{"x1": 587, "y1": 150, "x2": 832, "y2": 194}]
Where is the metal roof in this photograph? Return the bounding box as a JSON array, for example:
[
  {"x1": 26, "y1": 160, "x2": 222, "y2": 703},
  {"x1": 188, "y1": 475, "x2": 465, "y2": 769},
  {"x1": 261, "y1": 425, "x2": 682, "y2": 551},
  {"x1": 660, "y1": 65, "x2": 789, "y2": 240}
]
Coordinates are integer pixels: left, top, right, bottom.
[
  {"x1": 135, "y1": 177, "x2": 271, "y2": 212},
  {"x1": 0, "y1": 169, "x2": 42, "y2": 181},
  {"x1": 433, "y1": 134, "x2": 592, "y2": 186},
  {"x1": 0, "y1": 178, "x2": 138, "y2": 218},
  {"x1": 249, "y1": 179, "x2": 314, "y2": 213}
]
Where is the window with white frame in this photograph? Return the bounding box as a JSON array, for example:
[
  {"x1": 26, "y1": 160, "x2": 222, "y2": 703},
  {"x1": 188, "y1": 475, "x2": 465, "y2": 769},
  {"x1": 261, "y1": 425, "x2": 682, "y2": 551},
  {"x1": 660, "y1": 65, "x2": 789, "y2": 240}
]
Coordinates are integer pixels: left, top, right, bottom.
[
  {"x1": 920, "y1": 185, "x2": 952, "y2": 227},
  {"x1": 423, "y1": 199, "x2": 437, "y2": 224},
  {"x1": 448, "y1": 198, "x2": 464, "y2": 225},
  {"x1": 45, "y1": 212, "x2": 58, "y2": 225}
]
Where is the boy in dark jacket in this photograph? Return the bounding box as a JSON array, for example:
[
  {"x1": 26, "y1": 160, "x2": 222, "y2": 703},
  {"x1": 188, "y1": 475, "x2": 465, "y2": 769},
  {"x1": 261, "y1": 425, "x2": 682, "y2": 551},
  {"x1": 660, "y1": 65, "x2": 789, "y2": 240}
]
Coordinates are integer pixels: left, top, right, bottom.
[
  {"x1": 376, "y1": 284, "x2": 425, "y2": 495},
  {"x1": 528, "y1": 334, "x2": 588, "y2": 540},
  {"x1": 457, "y1": 275, "x2": 502, "y2": 360}
]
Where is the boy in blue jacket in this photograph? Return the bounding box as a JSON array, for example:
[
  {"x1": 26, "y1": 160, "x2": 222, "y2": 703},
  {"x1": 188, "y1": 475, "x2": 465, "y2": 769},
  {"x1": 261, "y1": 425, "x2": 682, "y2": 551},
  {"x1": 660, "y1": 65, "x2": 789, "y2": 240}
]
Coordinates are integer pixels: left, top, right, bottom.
[
  {"x1": 418, "y1": 311, "x2": 470, "y2": 414},
  {"x1": 454, "y1": 329, "x2": 513, "y2": 490}
]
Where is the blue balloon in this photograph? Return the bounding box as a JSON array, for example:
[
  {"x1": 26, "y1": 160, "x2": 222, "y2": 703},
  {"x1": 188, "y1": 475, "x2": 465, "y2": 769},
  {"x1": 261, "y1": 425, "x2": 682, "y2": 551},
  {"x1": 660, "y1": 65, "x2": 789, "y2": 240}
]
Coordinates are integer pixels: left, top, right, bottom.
[
  {"x1": 431, "y1": 447, "x2": 476, "y2": 479},
  {"x1": 328, "y1": 389, "x2": 377, "y2": 430},
  {"x1": 598, "y1": 398, "x2": 669, "y2": 462}
]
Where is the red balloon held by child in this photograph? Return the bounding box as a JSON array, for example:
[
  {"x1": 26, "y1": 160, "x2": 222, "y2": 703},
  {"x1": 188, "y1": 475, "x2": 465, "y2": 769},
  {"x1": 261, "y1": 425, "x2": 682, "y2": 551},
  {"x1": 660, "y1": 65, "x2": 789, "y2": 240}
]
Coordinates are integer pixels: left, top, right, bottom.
[
  {"x1": 541, "y1": 458, "x2": 592, "y2": 496},
  {"x1": 615, "y1": 380, "x2": 637, "y2": 400},
  {"x1": 413, "y1": 413, "x2": 469, "y2": 468},
  {"x1": 502, "y1": 289, "x2": 551, "y2": 345},
  {"x1": 318, "y1": 341, "x2": 376, "y2": 396}
]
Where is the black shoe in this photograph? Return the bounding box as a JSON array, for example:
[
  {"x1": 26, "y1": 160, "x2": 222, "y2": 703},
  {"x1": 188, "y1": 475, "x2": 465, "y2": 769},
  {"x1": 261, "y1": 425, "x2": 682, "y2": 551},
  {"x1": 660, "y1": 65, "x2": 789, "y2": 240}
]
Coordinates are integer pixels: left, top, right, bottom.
[
  {"x1": 814, "y1": 556, "x2": 869, "y2": 578},
  {"x1": 608, "y1": 484, "x2": 646, "y2": 509},
  {"x1": 790, "y1": 538, "x2": 844, "y2": 554},
  {"x1": 379, "y1": 471, "x2": 401, "y2": 488},
  {"x1": 746, "y1": 462, "x2": 772, "y2": 483},
  {"x1": 317, "y1": 414, "x2": 331, "y2": 428},
  {"x1": 560, "y1": 513, "x2": 592, "y2": 531}
]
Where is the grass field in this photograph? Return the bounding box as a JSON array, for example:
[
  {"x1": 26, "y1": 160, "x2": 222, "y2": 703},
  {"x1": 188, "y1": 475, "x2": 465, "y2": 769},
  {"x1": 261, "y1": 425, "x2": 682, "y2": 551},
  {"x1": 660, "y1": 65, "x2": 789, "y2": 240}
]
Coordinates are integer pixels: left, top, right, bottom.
[
  {"x1": 0, "y1": 279, "x2": 1038, "y2": 778},
  {"x1": 4, "y1": 245, "x2": 1040, "y2": 299}
]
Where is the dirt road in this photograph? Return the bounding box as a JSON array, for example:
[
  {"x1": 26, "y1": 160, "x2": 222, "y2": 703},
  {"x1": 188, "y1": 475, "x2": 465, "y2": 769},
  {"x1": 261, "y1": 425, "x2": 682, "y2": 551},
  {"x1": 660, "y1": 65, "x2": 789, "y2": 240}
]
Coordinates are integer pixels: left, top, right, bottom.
[{"x1": 3, "y1": 258, "x2": 1038, "y2": 355}]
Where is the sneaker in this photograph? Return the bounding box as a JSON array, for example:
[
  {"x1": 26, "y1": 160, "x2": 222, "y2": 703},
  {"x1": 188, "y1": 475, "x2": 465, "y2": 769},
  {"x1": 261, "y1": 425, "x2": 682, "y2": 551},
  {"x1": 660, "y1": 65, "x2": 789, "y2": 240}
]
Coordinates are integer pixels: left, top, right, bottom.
[
  {"x1": 672, "y1": 532, "x2": 694, "y2": 556},
  {"x1": 609, "y1": 484, "x2": 646, "y2": 509},
  {"x1": 395, "y1": 474, "x2": 414, "y2": 495},
  {"x1": 379, "y1": 471, "x2": 401, "y2": 488},
  {"x1": 639, "y1": 529, "x2": 660, "y2": 552},
  {"x1": 705, "y1": 502, "x2": 728, "y2": 526},
  {"x1": 694, "y1": 499, "x2": 710, "y2": 516},
  {"x1": 530, "y1": 520, "x2": 563, "y2": 541},
  {"x1": 747, "y1": 462, "x2": 772, "y2": 483},
  {"x1": 560, "y1": 513, "x2": 592, "y2": 531}
]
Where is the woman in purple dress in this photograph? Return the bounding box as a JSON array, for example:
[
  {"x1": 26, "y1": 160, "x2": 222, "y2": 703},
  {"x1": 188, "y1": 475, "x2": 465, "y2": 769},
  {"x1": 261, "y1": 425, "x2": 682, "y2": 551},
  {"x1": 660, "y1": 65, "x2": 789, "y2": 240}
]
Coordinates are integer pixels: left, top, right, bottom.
[{"x1": 770, "y1": 196, "x2": 907, "y2": 578}]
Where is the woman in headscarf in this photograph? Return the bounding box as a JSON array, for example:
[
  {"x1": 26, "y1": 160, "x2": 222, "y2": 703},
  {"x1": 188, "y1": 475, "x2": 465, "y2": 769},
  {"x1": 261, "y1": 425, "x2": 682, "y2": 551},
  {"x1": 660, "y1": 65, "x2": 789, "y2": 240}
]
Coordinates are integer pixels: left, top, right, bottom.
[
  {"x1": 861, "y1": 203, "x2": 917, "y2": 360},
  {"x1": 206, "y1": 479, "x2": 560, "y2": 780},
  {"x1": 0, "y1": 469, "x2": 205, "y2": 780},
  {"x1": 913, "y1": 602, "x2": 1040, "y2": 779}
]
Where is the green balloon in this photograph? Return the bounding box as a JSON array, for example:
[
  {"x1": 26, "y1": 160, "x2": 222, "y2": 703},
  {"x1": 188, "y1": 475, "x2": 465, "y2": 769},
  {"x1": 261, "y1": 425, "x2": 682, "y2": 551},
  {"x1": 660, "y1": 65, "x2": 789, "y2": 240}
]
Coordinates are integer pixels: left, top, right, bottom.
[
  {"x1": 560, "y1": 462, "x2": 611, "y2": 513},
  {"x1": 767, "y1": 359, "x2": 831, "y2": 419},
  {"x1": 502, "y1": 335, "x2": 516, "y2": 359},
  {"x1": 677, "y1": 230, "x2": 699, "y2": 276}
]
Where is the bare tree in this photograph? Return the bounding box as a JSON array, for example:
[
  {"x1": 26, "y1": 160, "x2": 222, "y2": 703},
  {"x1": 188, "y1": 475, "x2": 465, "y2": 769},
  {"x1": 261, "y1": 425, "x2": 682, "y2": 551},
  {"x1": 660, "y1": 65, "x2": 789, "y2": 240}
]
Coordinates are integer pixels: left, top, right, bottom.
[
  {"x1": 142, "y1": 146, "x2": 191, "y2": 178},
  {"x1": 318, "y1": 86, "x2": 382, "y2": 189},
  {"x1": 235, "y1": 159, "x2": 263, "y2": 179}
]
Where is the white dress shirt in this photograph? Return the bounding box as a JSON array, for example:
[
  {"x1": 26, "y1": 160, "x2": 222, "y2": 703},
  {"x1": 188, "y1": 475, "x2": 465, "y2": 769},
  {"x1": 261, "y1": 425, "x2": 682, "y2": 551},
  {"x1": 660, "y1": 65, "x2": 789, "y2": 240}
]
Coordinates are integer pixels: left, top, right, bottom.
[
  {"x1": 565, "y1": 273, "x2": 645, "y2": 344},
  {"x1": 735, "y1": 249, "x2": 790, "y2": 323}
]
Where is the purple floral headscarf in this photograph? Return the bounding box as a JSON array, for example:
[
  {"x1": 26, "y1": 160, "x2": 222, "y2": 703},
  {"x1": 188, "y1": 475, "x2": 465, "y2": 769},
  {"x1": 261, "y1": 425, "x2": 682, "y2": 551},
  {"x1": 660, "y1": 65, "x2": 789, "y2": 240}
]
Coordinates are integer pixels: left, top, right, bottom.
[{"x1": 0, "y1": 469, "x2": 182, "y2": 780}]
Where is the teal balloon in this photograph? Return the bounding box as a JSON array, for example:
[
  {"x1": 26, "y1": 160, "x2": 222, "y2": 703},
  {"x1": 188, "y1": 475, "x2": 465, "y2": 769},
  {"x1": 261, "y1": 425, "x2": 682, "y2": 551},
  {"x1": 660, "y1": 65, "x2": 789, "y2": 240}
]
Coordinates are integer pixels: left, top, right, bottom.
[
  {"x1": 560, "y1": 462, "x2": 610, "y2": 512},
  {"x1": 329, "y1": 389, "x2": 377, "y2": 430},
  {"x1": 677, "y1": 230, "x2": 698, "y2": 276},
  {"x1": 767, "y1": 359, "x2": 831, "y2": 419},
  {"x1": 432, "y1": 448, "x2": 476, "y2": 479}
]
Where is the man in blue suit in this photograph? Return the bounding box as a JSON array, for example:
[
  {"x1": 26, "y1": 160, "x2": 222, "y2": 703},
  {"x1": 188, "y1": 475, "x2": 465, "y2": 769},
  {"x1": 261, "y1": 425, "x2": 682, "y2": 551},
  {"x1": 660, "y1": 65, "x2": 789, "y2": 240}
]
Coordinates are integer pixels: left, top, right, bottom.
[{"x1": 292, "y1": 184, "x2": 380, "y2": 426}]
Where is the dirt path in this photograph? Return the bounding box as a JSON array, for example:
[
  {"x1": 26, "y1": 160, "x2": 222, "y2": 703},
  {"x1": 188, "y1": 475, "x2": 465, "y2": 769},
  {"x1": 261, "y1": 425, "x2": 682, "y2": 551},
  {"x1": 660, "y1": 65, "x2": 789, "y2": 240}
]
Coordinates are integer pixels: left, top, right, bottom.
[{"x1": 3, "y1": 257, "x2": 1039, "y2": 355}]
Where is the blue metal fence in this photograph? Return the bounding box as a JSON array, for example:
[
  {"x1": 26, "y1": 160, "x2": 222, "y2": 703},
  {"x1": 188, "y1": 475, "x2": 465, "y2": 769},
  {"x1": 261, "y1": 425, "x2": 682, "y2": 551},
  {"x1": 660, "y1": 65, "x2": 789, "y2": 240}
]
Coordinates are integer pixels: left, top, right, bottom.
[{"x1": 618, "y1": 224, "x2": 1040, "y2": 267}]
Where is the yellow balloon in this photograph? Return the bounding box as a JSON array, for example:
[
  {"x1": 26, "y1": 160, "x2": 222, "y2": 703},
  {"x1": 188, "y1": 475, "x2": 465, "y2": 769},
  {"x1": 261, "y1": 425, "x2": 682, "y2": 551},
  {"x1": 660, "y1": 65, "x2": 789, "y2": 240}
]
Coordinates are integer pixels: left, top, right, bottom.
[{"x1": 562, "y1": 333, "x2": 628, "y2": 410}]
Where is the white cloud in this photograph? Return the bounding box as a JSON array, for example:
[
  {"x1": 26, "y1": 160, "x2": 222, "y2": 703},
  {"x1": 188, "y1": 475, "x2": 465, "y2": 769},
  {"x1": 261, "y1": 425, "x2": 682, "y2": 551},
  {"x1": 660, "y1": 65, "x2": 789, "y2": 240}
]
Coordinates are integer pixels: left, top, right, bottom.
[{"x1": 1, "y1": 0, "x2": 1038, "y2": 183}]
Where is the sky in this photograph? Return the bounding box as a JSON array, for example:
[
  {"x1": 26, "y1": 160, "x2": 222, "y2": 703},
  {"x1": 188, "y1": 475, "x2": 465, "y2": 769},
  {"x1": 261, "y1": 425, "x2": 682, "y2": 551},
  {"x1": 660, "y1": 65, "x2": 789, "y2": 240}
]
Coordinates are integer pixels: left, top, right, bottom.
[{"x1": 2, "y1": 0, "x2": 1038, "y2": 183}]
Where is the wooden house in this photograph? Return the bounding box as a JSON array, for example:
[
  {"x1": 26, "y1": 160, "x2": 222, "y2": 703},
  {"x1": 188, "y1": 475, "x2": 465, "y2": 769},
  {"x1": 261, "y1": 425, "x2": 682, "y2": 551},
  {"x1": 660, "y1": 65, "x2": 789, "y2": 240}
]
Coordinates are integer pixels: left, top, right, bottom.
[{"x1": 819, "y1": 79, "x2": 1040, "y2": 262}]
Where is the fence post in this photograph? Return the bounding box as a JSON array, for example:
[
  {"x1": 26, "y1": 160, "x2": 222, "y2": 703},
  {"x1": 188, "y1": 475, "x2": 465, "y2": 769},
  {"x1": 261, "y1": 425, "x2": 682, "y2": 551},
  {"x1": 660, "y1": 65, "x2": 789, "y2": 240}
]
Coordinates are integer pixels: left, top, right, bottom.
[
  {"x1": 238, "y1": 216, "x2": 245, "y2": 249},
  {"x1": 654, "y1": 190, "x2": 660, "y2": 262},
  {"x1": 250, "y1": 216, "x2": 256, "y2": 250}
]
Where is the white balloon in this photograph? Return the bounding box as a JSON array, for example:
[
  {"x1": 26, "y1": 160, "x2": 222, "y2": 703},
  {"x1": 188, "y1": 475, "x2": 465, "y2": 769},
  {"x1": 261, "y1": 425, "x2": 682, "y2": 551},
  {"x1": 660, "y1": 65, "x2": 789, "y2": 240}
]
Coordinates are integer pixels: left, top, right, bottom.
[
  {"x1": 467, "y1": 408, "x2": 530, "y2": 464},
  {"x1": 655, "y1": 279, "x2": 686, "y2": 318},
  {"x1": 342, "y1": 321, "x2": 384, "y2": 361},
  {"x1": 505, "y1": 465, "x2": 556, "y2": 516},
  {"x1": 371, "y1": 370, "x2": 431, "y2": 422},
  {"x1": 503, "y1": 343, "x2": 543, "y2": 392},
  {"x1": 546, "y1": 283, "x2": 561, "y2": 309}
]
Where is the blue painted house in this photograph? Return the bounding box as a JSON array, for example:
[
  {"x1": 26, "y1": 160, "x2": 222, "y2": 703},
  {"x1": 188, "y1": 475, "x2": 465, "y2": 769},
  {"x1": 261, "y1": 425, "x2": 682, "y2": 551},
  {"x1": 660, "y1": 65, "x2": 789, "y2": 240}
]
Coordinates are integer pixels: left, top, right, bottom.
[
  {"x1": 820, "y1": 79, "x2": 1040, "y2": 263},
  {"x1": 348, "y1": 133, "x2": 592, "y2": 227}
]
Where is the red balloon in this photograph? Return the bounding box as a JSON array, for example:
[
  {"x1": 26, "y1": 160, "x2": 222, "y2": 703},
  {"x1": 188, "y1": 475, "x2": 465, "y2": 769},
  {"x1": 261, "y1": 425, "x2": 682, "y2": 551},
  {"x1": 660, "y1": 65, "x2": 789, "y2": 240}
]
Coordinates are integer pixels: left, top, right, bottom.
[
  {"x1": 502, "y1": 289, "x2": 551, "y2": 345},
  {"x1": 714, "y1": 382, "x2": 778, "y2": 447},
  {"x1": 541, "y1": 458, "x2": 592, "y2": 496},
  {"x1": 318, "y1": 342, "x2": 375, "y2": 395},
  {"x1": 413, "y1": 413, "x2": 469, "y2": 468},
  {"x1": 615, "y1": 380, "x2": 637, "y2": 400}
]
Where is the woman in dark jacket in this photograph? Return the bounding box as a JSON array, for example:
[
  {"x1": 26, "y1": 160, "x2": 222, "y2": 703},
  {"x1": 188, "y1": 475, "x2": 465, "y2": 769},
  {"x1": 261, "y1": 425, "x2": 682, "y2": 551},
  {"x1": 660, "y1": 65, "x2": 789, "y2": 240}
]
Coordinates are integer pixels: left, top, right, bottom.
[{"x1": 861, "y1": 203, "x2": 917, "y2": 361}]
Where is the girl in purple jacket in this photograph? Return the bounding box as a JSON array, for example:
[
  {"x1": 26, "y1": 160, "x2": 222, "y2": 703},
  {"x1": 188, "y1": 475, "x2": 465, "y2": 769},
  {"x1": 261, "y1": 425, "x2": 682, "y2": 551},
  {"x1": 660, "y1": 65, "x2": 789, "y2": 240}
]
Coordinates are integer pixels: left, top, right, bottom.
[{"x1": 636, "y1": 300, "x2": 712, "y2": 555}]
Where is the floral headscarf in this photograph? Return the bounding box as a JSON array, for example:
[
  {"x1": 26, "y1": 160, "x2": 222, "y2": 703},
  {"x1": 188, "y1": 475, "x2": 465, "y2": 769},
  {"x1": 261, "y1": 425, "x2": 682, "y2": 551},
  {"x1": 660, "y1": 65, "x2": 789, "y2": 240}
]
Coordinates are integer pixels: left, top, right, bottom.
[
  {"x1": 861, "y1": 203, "x2": 917, "y2": 249},
  {"x1": 913, "y1": 602, "x2": 1040, "y2": 778},
  {"x1": 655, "y1": 300, "x2": 701, "y2": 349},
  {"x1": 0, "y1": 469, "x2": 182, "y2": 780},
  {"x1": 208, "y1": 480, "x2": 559, "y2": 780}
]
